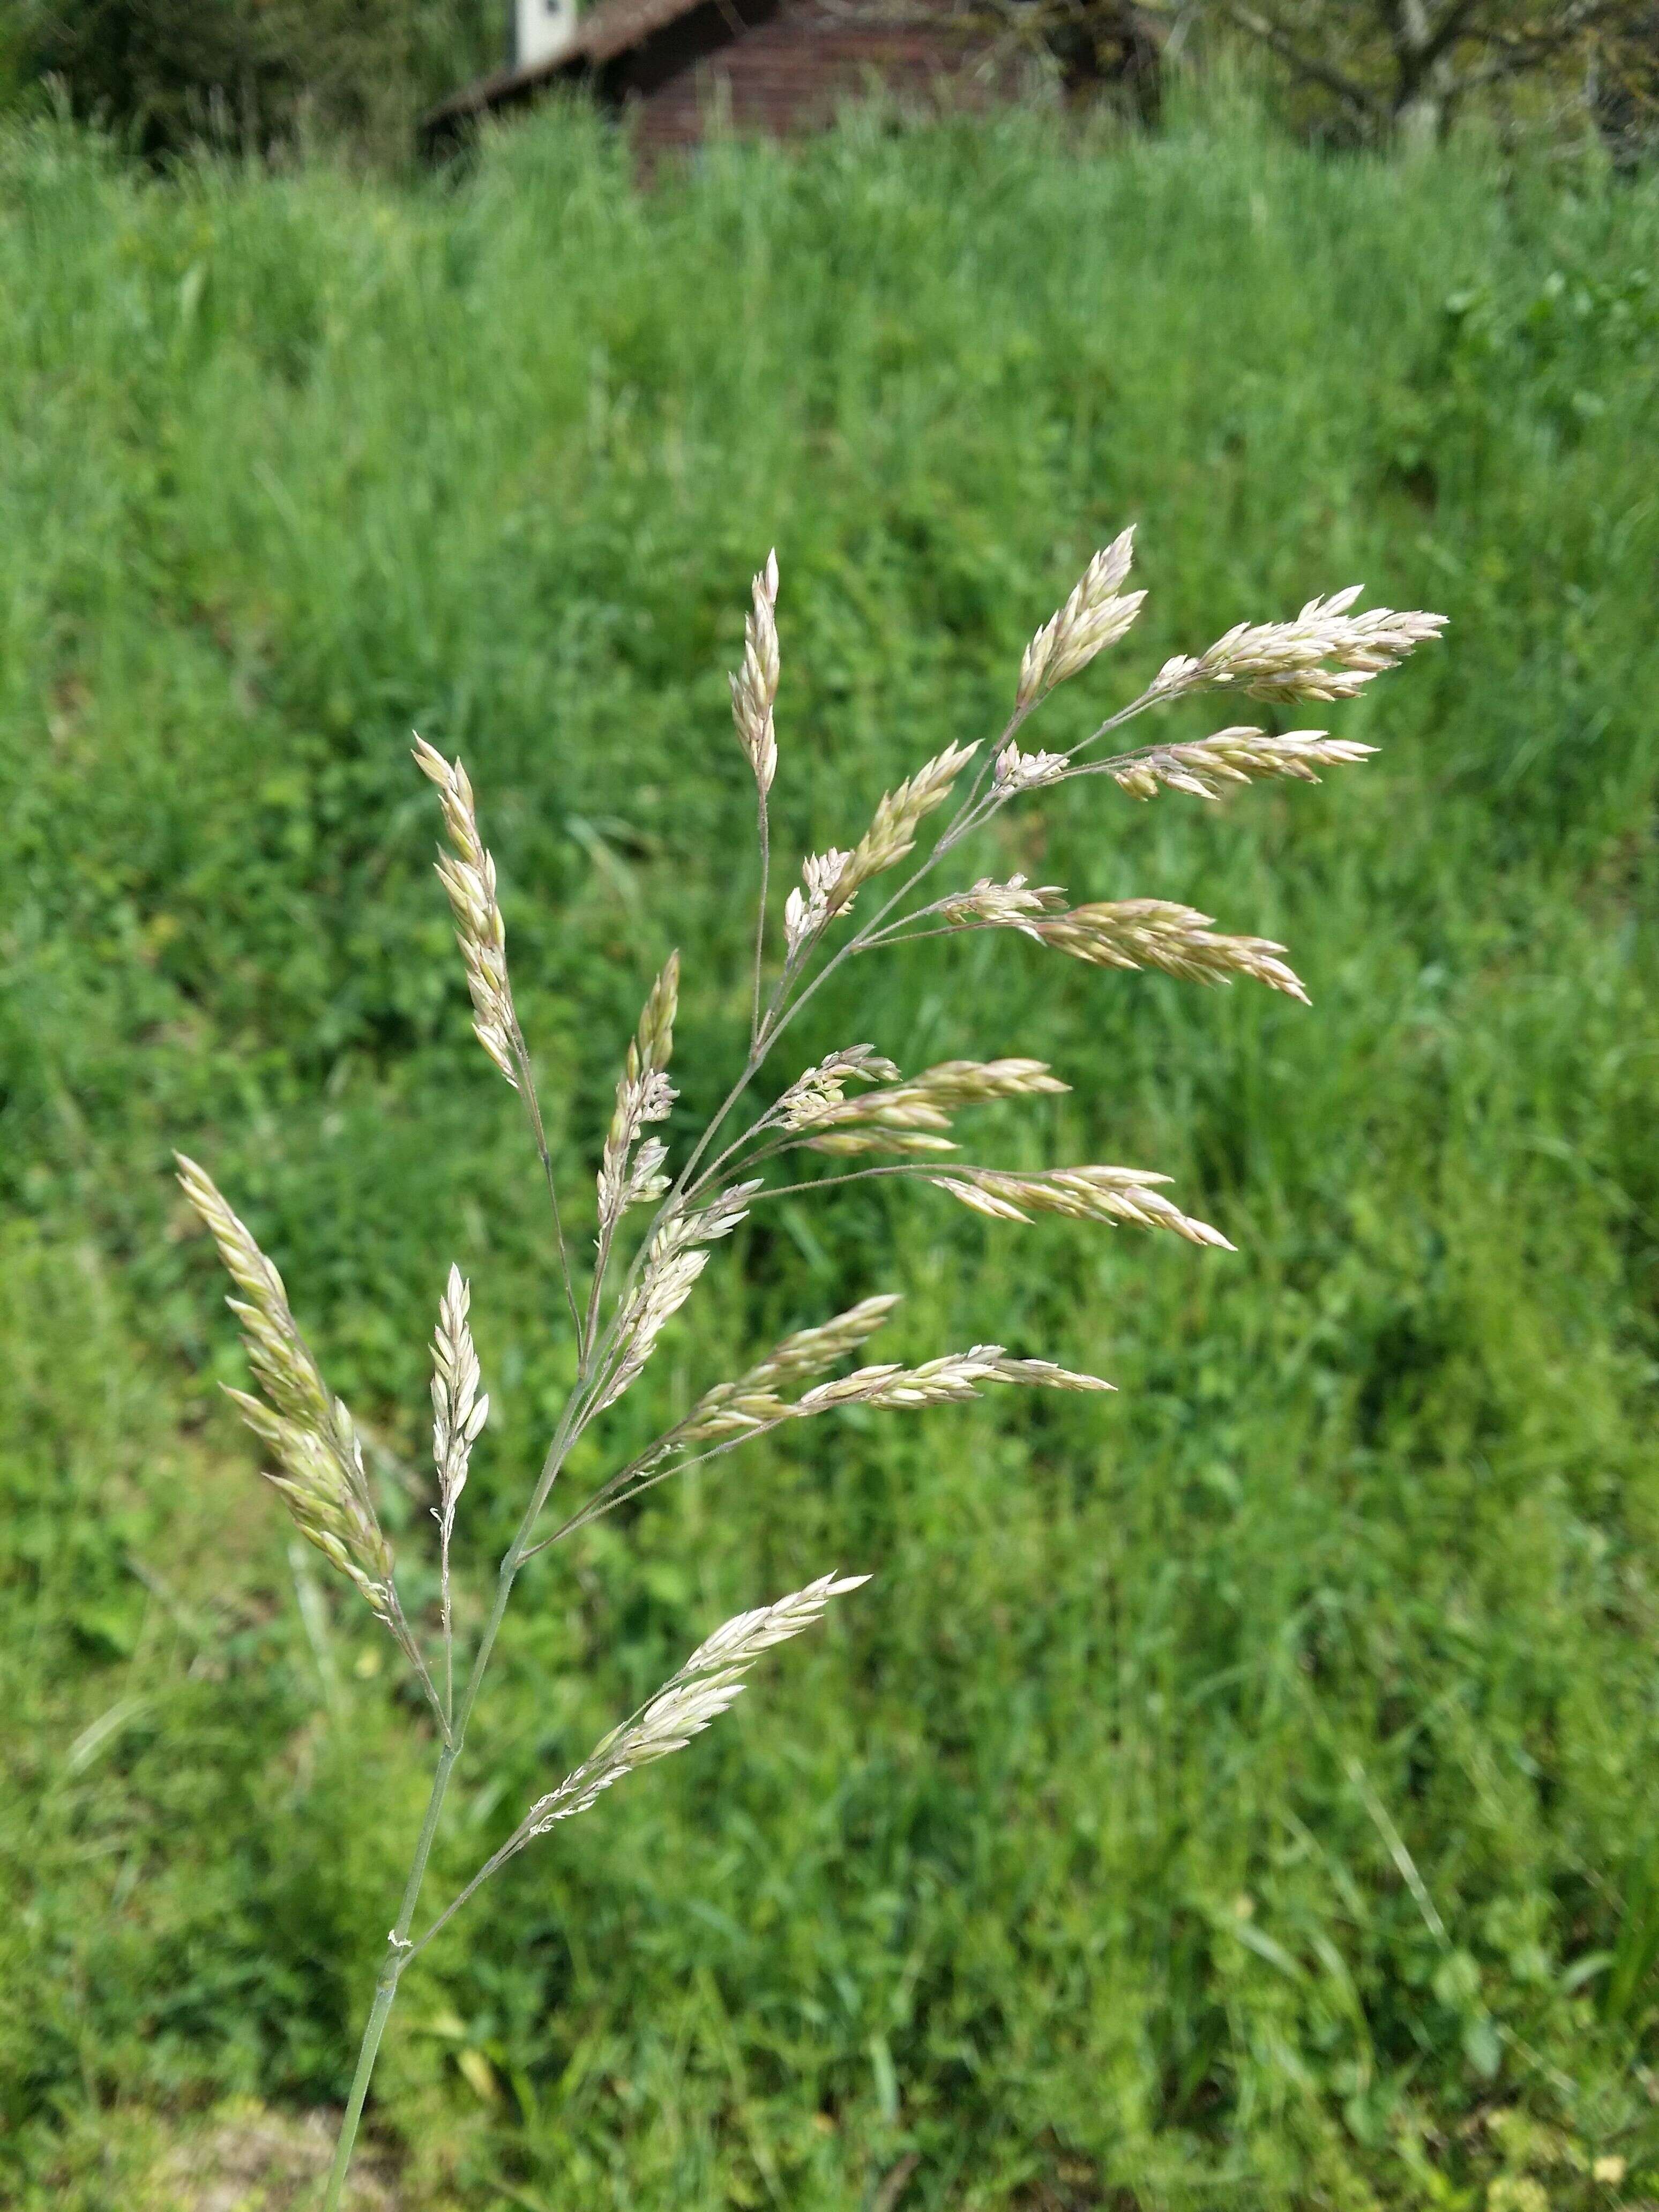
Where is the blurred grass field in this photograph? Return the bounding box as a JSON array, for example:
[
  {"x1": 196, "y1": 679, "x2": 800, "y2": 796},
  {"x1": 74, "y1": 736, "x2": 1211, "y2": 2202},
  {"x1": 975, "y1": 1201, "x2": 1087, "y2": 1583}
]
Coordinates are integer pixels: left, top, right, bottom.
[{"x1": 1, "y1": 92, "x2": 1657, "y2": 2210}]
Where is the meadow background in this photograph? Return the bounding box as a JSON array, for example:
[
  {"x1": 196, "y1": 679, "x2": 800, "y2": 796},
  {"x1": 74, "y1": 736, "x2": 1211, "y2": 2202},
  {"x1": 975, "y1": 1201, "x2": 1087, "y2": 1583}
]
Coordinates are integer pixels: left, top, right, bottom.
[{"x1": 1, "y1": 85, "x2": 1657, "y2": 2211}]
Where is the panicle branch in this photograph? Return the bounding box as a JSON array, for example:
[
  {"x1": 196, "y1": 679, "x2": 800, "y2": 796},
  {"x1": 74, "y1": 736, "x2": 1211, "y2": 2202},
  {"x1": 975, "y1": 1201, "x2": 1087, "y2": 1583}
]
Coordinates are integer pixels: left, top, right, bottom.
[
  {"x1": 789, "y1": 1346, "x2": 1111, "y2": 1413},
  {"x1": 556, "y1": 1304, "x2": 1111, "y2": 1542},
  {"x1": 1010, "y1": 898, "x2": 1307, "y2": 1002},
  {"x1": 932, "y1": 1164, "x2": 1234, "y2": 1249},
  {"x1": 175, "y1": 1155, "x2": 428, "y2": 1680},
  {"x1": 675, "y1": 1294, "x2": 903, "y2": 1445},
  {"x1": 797, "y1": 1057, "x2": 1068, "y2": 1156},
  {"x1": 522, "y1": 1572, "x2": 869, "y2": 1834},
  {"x1": 1150, "y1": 591, "x2": 1445, "y2": 705},
  {"x1": 430, "y1": 1264, "x2": 487, "y2": 1718},
  {"x1": 431, "y1": 1266, "x2": 487, "y2": 1549},
  {"x1": 1017, "y1": 528, "x2": 1145, "y2": 713},
  {"x1": 730, "y1": 551, "x2": 780, "y2": 795},
  {"x1": 597, "y1": 953, "x2": 682, "y2": 1233},
  {"x1": 1107, "y1": 726, "x2": 1378, "y2": 802},
  {"x1": 839, "y1": 742, "x2": 978, "y2": 903},
  {"x1": 412, "y1": 737, "x2": 519, "y2": 1087},
  {"x1": 783, "y1": 743, "x2": 977, "y2": 960},
  {"x1": 595, "y1": 1182, "x2": 761, "y2": 1416}
]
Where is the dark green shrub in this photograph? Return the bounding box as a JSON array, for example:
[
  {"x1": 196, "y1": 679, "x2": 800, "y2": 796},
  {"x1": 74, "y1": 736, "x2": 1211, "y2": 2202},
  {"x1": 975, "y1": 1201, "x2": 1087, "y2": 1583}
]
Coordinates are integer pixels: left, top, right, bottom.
[{"x1": 17, "y1": 0, "x2": 498, "y2": 161}]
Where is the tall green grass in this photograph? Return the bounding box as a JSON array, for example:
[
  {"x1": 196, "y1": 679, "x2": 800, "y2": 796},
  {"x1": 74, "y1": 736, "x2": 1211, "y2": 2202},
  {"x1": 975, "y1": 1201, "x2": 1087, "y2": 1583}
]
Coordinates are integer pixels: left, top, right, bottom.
[{"x1": 1, "y1": 95, "x2": 1656, "y2": 2209}]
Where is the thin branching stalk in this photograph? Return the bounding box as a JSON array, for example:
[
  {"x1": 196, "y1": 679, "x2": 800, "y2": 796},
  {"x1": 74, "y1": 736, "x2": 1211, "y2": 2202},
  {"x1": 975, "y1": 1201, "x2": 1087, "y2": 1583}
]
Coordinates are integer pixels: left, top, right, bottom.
[
  {"x1": 175, "y1": 534, "x2": 1443, "y2": 2204},
  {"x1": 751, "y1": 790, "x2": 771, "y2": 1050},
  {"x1": 511, "y1": 1022, "x2": 588, "y2": 1359}
]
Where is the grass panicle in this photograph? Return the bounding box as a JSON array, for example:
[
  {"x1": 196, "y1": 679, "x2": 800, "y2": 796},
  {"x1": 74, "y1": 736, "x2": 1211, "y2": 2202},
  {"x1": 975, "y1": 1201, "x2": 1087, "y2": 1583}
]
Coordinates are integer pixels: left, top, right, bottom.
[{"x1": 175, "y1": 520, "x2": 1441, "y2": 2206}]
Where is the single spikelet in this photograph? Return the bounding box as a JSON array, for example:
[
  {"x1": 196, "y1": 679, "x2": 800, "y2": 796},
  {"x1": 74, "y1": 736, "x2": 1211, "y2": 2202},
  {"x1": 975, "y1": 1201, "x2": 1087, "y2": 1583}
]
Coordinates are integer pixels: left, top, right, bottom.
[
  {"x1": 598, "y1": 954, "x2": 682, "y2": 1229},
  {"x1": 730, "y1": 551, "x2": 780, "y2": 794},
  {"x1": 1109, "y1": 727, "x2": 1378, "y2": 802},
  {"x1": 635, "y1": 954, "x2": 679, "y2": 1070},
  {"x1": 1028, "y1": 899, "x2": 1307, "y2": 1002},
  {"x1": 431, "y1": 1265, "x2": 488, "y2": 1545},
  {"x1": 1017, "y1": 530, "x2": 1145, "y2": 712},
  {"x1": 176, "y1": 1154, "x2": 399, "y2": 1624},
  {"x1": 521, "y1": 1572, "x2": 869, "y2": 1834},
  {"x1": 932, "y1": 1164, "x2": 1233, "y2": 1249},
  {"x1": 801, "y1": 1057, "x2": 1068, "y2": 1155},
  {"x1": 412, "y1": 737, "x2": 519, "y2": 1087},
  {"x1": 1150, "y1": 591, "x2": 1445, "y2": 705}
]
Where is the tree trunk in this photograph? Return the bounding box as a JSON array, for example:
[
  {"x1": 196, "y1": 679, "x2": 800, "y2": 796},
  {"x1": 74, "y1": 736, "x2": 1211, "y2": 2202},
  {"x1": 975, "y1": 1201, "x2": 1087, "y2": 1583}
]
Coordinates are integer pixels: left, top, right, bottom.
[{"x1": 1391, "y1": 0, "x2": 1458, "y2": 140}]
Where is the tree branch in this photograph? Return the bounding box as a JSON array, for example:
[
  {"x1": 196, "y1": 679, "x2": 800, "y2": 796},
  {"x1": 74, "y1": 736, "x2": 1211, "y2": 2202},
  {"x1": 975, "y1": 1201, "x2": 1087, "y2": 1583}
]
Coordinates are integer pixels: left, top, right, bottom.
[
  {"x1": 1448, "y1": 0, "x2": 1631, "y2": 87},
  {"x1": 1418, "y1": 0, "x2": 1491, "y2": 69},
  {"x1": 1211, "y1": 0, "x2": 1385, "y2": 114}
]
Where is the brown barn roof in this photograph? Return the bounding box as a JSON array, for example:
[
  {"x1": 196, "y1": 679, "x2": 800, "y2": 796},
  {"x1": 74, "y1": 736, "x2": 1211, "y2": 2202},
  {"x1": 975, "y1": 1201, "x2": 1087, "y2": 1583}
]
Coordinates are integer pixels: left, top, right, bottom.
[
  {"x1": 422, "y1": 0, "x2": 735, "y2": 134},
  {"x1": 578, "y1": 0, "x2": 724, "y2": 65}
]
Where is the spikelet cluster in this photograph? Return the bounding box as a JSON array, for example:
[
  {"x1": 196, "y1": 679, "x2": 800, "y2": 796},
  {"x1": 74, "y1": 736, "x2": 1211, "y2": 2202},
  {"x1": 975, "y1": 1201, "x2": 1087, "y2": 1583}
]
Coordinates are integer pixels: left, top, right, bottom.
[
  {"x1": 938, "y1": 875, "x2": 1067, "y2": 933},
  {"x1": 1016, "y1": 530, "x2": 1145, "y2": 713},
  {"x1": 993, "y1": 743, "x2": 1070, "y2": 793},
  {"x1": 730, "y1": 551, "x2": 781, "y2": 794},
  {"x1": 1028, "y1": 899, "x2": 1307, "y2": 1002},
  {"x1": 784, "y1": 848, "x2": 854, "y2": 958},
  {"x1": 598, "y1": 954, "x2": 681, "y2": 1230},
  {"x1": 933, "y1": 1164, "x2": 1232, "y2": 1248},
  {"x1": 176, "y1": 1155, "x2": 397, "y2": 1621},
  {"x1": 1151, "y1": 591, "x2": 1446, "y2": 705},
  {"x1": 775, "y1": 1047, "x2": 902, "y2": 1133},
  {"x1": 802, "y1": 1057, "x2": 1068, "y2": 1157},
  {"x1": 596, "y1": 1182, "x2": 761, "y2": 1415},
  {"x1": 412, "y1": 738, "x2": 519, "y2": 1087},
  {"x1": 522, "y1": 1572, "x2": 868, "y2": 1834},
  {"x1": 1110, "y1": 726, "x2": 1377, "y2": 802},
  {"x1": 431, "y1": 1266, "x2": 488, "y2": 1546}
]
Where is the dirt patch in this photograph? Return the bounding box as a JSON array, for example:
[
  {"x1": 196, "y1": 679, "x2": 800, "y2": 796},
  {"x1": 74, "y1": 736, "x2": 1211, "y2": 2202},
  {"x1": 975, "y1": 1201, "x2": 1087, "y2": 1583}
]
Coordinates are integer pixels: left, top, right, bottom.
[{"x1": 157, "y1": 2102, "x2": 396, "y2": 2211}]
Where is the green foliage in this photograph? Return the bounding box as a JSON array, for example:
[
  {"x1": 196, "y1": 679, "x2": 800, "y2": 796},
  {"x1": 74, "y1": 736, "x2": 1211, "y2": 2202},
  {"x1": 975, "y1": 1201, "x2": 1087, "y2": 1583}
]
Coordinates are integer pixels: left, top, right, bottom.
[
  {"x1": 1190, "y1": 0, "x2": 1651, "y2": 148},
  {"x1": 1, "y1": 98, "x2": 1657, "y2": 2209},
  {"x1": 11, "y1": 0, "x2": 499, "y2": 163}
]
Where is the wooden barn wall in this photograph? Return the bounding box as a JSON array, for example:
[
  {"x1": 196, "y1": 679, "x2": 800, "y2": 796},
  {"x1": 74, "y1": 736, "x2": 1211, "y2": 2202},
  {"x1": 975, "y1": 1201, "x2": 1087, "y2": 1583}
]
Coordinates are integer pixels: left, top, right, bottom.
[{"x1": 599, "y1": 0, "x2": 1002, "y2": 152}]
